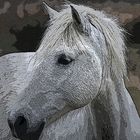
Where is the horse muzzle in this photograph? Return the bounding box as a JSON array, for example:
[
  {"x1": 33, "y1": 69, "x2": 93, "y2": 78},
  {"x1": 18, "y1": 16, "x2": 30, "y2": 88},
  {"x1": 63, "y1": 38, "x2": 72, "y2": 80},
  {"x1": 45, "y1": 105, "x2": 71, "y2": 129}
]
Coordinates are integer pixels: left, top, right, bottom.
[{"x1": 8, "y1": 115, "x2": 45, "y2": 140}]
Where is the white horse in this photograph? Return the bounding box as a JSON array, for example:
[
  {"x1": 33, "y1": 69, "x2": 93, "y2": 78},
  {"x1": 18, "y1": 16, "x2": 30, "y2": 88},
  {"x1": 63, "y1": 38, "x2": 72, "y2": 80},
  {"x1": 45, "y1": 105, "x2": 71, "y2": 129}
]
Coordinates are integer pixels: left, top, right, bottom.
[{"x1": 0, "y1": 2, "x2": 140, "y2": 140}]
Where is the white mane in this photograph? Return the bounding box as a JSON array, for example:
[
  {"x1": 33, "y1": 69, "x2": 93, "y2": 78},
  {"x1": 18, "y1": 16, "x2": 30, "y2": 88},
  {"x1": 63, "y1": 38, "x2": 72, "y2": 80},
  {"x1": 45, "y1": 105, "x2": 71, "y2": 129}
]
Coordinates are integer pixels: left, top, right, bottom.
[{"x1": 33, "y1": 4, "x2": 126, "y2": 80}]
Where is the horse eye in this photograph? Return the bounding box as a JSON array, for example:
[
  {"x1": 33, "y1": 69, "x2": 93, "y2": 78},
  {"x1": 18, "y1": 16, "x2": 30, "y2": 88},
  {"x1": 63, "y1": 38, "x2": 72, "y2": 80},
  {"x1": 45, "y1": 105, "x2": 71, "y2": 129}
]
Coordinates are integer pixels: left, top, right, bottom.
[{"x1": 57, "y1": 54, "x2": 73, "y2": 65}]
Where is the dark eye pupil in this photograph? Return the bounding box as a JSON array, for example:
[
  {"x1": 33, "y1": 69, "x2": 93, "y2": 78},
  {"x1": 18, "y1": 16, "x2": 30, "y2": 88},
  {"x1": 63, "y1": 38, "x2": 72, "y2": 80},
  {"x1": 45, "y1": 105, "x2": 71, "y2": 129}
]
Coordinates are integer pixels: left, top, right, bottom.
[{"x1": 58, "y1": 54, "x2": 73, "y2": 65}]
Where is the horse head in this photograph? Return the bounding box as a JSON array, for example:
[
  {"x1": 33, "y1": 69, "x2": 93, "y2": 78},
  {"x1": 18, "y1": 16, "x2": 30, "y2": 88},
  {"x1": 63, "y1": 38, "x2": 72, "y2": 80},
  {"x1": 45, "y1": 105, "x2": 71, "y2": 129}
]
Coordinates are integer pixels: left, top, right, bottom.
[{"x1": 7, "y1": 2, "x2": 125, "y2": 140}]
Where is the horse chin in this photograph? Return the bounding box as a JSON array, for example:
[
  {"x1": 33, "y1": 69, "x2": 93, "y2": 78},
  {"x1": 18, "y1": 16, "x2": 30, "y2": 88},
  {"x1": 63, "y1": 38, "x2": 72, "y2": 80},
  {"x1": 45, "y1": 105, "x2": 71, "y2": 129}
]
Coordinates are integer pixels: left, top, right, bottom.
[{"x1": 13, "y1": 122, "x2": 45, "y2": 140}]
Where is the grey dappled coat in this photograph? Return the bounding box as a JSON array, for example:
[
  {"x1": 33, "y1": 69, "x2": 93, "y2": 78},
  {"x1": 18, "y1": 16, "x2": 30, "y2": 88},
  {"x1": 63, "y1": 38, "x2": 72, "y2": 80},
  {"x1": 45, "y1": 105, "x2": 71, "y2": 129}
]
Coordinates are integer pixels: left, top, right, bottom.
[{"x1": 0, "y1": 3, "x2": 140, "y2": 140}]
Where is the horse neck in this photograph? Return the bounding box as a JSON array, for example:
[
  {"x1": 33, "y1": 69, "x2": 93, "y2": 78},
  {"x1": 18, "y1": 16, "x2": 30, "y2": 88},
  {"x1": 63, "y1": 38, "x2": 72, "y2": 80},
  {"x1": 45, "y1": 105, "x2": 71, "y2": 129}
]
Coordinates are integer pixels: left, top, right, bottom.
[{"x1": 91, "y1": 74, "x2": 140, "y2": 140}]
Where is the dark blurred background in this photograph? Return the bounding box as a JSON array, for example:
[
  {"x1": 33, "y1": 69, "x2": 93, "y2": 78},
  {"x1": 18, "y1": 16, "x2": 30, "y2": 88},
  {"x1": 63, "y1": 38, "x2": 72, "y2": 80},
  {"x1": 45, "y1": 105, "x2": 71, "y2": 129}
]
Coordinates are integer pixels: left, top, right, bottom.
[{"x1": 0, "y1": 0, "x2": 140, "y2": 114}]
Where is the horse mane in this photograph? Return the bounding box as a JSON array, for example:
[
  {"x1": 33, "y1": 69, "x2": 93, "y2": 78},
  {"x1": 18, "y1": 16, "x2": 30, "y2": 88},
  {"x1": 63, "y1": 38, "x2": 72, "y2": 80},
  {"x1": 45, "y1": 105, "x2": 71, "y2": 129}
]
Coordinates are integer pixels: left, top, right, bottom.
[{"x1": 33, "y1": 4, "x2": 126, "y2": 80}]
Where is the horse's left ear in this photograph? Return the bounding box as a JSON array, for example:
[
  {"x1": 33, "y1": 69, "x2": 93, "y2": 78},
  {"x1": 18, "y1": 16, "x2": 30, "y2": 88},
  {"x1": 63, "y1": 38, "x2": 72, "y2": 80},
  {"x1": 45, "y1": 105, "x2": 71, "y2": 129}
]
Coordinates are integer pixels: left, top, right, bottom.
[
  {"x1": 70, "y1": 5, "x2": 82, "y2": 27},
  {"x1": 42, "y1": 1, "x2": 58, "y2": 19}
]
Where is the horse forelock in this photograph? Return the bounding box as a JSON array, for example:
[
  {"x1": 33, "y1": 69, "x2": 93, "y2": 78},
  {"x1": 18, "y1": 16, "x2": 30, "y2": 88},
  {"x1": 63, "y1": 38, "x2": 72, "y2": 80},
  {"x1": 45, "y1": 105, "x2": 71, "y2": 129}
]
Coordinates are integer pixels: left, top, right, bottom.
[{"x1": 32, "y1": 3, "x2": 126, "y2": 80}]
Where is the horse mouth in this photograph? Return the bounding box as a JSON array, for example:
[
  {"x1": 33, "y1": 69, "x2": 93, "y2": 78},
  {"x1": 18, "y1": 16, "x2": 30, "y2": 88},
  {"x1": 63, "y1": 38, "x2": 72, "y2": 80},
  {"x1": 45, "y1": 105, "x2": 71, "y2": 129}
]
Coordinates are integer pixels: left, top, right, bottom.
[{"x1": 12, "y1": 122, "x2": 45, "y2": 140}]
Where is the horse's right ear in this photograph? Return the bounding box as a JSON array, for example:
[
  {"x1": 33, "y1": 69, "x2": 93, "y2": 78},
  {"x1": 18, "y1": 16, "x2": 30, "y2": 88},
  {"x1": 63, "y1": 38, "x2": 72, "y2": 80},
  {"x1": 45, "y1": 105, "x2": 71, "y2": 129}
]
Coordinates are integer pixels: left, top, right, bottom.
[
  {"x1": 42, "y1": 1, "x2": 58, "y2": 19},
  {"x1": 70, "y1": 5, "x2": 84, "y2": 32},
  {"x1": 71, "y1": 5, "x2": 82, "y2": 26}
]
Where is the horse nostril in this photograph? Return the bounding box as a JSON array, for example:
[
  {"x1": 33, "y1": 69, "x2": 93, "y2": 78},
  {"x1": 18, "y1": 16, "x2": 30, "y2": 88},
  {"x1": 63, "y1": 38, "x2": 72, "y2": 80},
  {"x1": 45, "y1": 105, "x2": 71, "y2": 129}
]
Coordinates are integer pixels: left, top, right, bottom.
[
  {"x1": 15, "y1": 116, "x2": 27, "y2": 126},
  {"x1": 8, "y1": 116, "x2": 28, "y2": 138},
  {"x1": 14, "y1": 116, "x2": 28, "y2": 137},
  {"x1": 8, "y1": 115, "x2": 45, "y2": 140}
]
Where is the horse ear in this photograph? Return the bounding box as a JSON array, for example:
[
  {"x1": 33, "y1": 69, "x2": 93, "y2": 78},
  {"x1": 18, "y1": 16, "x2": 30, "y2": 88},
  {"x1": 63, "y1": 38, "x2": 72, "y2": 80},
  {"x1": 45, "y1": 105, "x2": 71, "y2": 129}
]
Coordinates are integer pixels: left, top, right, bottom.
[
  {"x1": 42, "y1": 1, "x2": 58, "y2": 19},
  {"x1": 70, "y1": 5, "x2": 82, "y2": 26}
]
